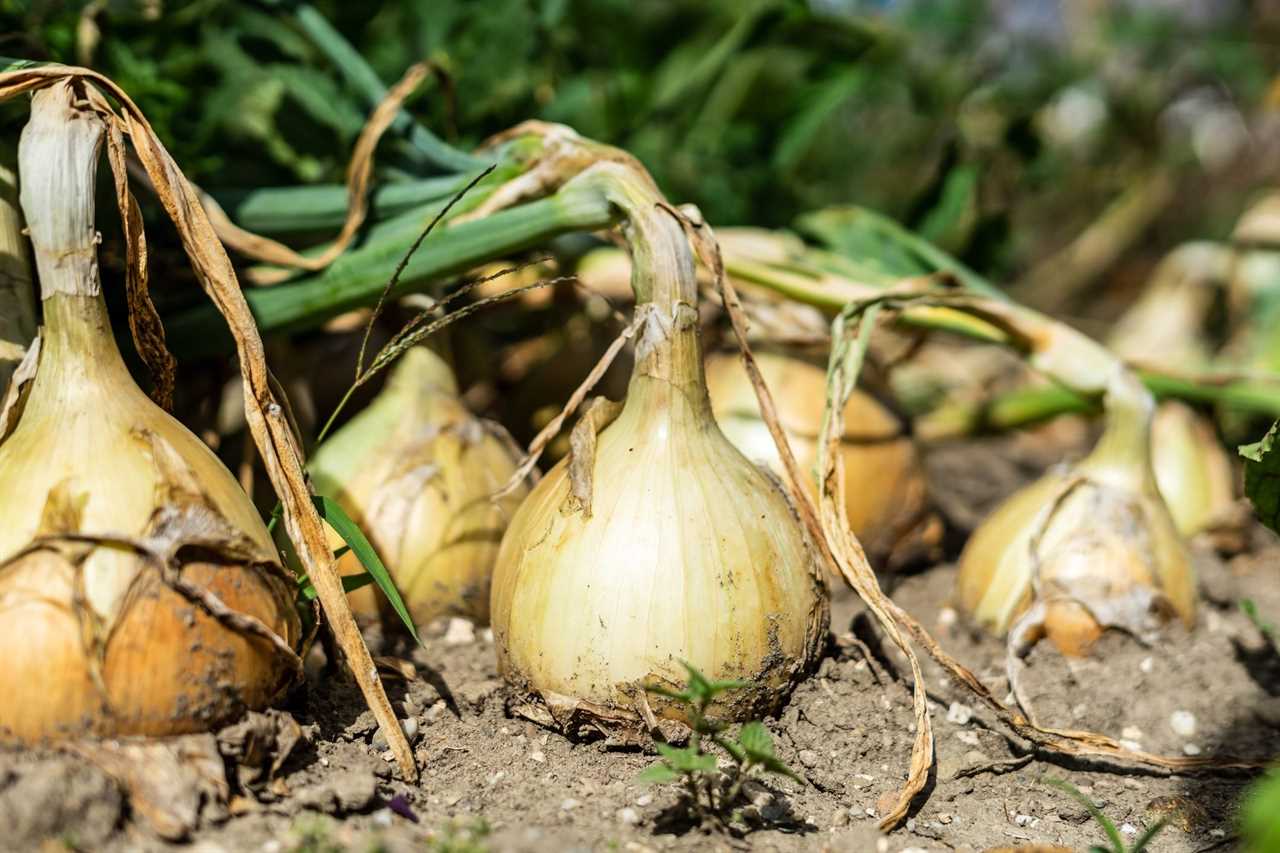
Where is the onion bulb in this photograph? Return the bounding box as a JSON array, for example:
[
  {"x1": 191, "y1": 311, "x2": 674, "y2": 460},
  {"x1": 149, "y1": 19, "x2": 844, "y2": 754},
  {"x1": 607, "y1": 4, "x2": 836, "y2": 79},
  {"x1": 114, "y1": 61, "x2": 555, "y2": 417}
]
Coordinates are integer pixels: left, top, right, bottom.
[
  {"x1": 1150, "y1": 401, "x2": 1235, "y2": 537},
  {"x1": 309, "y1": 344, "x2": 527, "y2": 625},
  {"x1": 0, "y1": 83, "x2": 299, "y2": 741},
  {"x1": 490, "y1": 165, "x2": 827, "y2": 727},
  {"x1": 956, "y1": 369, "x2": 1195, "y2": 657},
  {"x1": 704, "y1": 351, "x2": 939, "y2": 569}
]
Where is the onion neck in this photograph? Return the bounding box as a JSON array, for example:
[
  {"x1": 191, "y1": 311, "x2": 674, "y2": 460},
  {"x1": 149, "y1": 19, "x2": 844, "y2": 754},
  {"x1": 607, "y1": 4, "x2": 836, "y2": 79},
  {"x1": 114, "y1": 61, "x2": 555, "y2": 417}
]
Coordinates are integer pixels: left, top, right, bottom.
[
  {"x1": 1078, "y1": 367, "x2": 1157, "y2": 492},
  {"x1": 18, "y1": 82, "x2": 141, "y2": 417},
  {"x1": 571, "y1": 163, "x2": 710, "y2": 419}
]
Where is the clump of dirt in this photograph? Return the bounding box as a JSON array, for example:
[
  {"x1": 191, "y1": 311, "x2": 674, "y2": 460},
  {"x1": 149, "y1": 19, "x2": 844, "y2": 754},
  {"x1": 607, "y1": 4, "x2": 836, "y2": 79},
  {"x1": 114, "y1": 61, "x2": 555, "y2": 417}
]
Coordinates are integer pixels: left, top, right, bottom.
[{"x1": 0, "y1": 432, "x2": 1276, "y2": 852}]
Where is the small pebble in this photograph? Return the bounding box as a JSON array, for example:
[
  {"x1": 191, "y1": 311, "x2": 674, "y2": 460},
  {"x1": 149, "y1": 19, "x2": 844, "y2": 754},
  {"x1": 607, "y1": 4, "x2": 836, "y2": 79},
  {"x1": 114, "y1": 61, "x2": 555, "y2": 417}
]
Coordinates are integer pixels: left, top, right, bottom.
[
  {"x1": 1120, "y1": 822, "x2": 1137, "y2": 836},
  {"x1": 560, "y1": 798, "x2": 579, "y2": 811},
  {"x1": 1183, "y1": 743, "x2": 1202, "y2": 756},
  {"x1": 955, "y1": 730, "x2": 980, "y2": 746},
  {"x1": 798, "y1": 749, "x2": 819, "y2": 768},
  {"x1": 1121, "y1": 725, "x2": 1144, "y2": 740},
  {"x1": 938, "y1": 813, "x2": 953, "y2": 824},
  {"x1": 876, "y1": 838, "x2": 890, "y2": 852},
  {"x1": 905, "y1": 818, "x2": 916, "y2": 832},
  {"x1": 1015, "y1": 814, "x2": 1036, "y2": 827},
  {"x1": 619, "y1": 807, "x2": 640, "y2": 825},
  {"x1": 1119, "y1": 739, "x2": 1142, "y2": 752},
  {"x1": 529, "y1": 750, "x2": 546, "y2": 763},
  {"x1": 831, "y1": 809, "x2": 849, "y2": 828},
  {"x1": 946, "y1": 702, "x2": 974, "y2": 725},
  {"x1": 372, "y1": 808, "x2": 393, "y2": 828},
  {"x1": 1139, "y1": 656, "x2": 1154, "y2": 674},
  {"x1": 401, "y1": 718, "x2": 419, "y2": 742},
  {"x1": 443, "y1": 617, "x2": 475, "y2": 646},
  {"x1": 635, "y1": 794, "x2": 653, "y2": 807},
  {"x1": 1170, "y1": 710, "x2": 1197, "y2": 737},
  {"x1": 481, "y1": 628, "x2": 495, "y2": 643},
  {"x1": 937, "y1": 607, "x2": 958, "y2": 628}
]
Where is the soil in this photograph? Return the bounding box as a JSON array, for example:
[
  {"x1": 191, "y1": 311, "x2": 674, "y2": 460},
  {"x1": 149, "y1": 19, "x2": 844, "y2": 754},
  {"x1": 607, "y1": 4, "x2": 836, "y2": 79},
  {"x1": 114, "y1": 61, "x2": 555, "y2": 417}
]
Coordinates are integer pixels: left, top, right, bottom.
[{"x1": 2, "y1": 432, "x2": 1277, "y2": 853}]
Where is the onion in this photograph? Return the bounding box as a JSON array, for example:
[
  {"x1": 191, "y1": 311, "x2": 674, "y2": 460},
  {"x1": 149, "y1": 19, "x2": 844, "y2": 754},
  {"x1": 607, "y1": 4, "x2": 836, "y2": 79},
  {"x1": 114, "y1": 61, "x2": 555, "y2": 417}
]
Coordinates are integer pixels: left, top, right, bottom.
[
  {"x1": 1150, "y1": 401, "x2": 1236, "y2": 537},
  {"x1": 0, "y1": 83, "x2": 300, "y2": 741},
  {"x1": 309, "y1": 344, "x2": 527, "y2": 625},
  {"x1": 490, "y1": 165, "x2": 828, "y2": 727},
  {"x1": 956, "y1": 369, "x2": 1195, "y2": 657},
  {"x1": 704, "y1": 351, "x2": 938, "y2": 569}
]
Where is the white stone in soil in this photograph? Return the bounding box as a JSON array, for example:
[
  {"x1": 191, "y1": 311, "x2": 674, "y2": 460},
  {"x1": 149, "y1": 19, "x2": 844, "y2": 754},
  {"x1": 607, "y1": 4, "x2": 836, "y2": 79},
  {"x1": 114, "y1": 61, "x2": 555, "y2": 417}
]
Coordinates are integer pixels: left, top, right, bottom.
[
  {"x1": 443, "y1": 617, "x2": 475, "y2": 646},
  {"x1": 618, "y1": 807, "x2": 640, "y2": 825},
  {"x1": 946, "y1": 702, "x2": 974, "y2": 725},
  {"x1": 1121, "y1": 725, "x2": 1143, "y2": 740},
  {"x1": 1170, "y1": 709, "x2": 1197, "y2": 737},
  {"x1": 1183, "y1": 743, "x2": 1203, "y2": 756}
]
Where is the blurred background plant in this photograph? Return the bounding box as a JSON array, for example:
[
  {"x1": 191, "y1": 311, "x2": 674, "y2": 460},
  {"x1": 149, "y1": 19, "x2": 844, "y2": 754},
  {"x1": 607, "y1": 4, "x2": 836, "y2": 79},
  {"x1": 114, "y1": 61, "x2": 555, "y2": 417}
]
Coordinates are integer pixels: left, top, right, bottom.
[{"x1": 3, "y1": 0, "x2": 1277, "y2": 307}]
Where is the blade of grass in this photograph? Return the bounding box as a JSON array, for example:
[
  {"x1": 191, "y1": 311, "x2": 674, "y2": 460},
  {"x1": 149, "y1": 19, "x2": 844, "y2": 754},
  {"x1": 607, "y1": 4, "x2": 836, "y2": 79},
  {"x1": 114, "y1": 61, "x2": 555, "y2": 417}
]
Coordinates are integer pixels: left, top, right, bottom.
[
  {"x1": 1045, "y1": 777, "x2": 1126, "y2": 853},
  {"x1": 314, "y1": 494, "x2": 419, "y2": 643}
]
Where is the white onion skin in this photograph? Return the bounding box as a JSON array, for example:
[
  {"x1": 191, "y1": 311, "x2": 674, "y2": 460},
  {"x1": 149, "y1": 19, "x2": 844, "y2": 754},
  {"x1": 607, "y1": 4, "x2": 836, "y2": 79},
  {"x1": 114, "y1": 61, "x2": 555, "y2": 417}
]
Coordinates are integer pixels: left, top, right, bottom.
[{"x1": 491, "y1": 286, "x2": 827, "y2": 724}]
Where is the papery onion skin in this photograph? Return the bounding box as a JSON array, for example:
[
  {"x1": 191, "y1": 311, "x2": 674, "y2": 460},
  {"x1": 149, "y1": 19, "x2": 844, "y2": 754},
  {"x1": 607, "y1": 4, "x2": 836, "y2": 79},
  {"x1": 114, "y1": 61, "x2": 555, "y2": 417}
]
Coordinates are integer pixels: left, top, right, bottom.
[
  {"x1": 490, "y1": 177, "x2": 827, "y2": 726},
  {"x1": 1150, "y1": 401, "x2": 1236, "y2": 537},
  {"x1": 955, "y1": 371, "x2": 1195, "y2": 657},
  {"x1": 0, "y1": 84, "x2": 298, "y2": 742},
  {"x1": 705, "y1": 351, "x2": 938, "y2": 569},
  {"x1": 0, "y1": 298, "x2": 300, "y2": 741},
  {"x1": 310, "y1": 345, "x2": 527, "y2": 625}
]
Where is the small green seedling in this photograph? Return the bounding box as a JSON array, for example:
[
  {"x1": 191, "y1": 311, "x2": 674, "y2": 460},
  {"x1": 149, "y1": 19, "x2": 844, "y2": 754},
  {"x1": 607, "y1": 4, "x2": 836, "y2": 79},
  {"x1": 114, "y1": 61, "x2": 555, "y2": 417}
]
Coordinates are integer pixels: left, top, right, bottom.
[
  {"x1": 1241, "y1": 770, "x2": 1280, "y2": 853},
  {"x1": 637, "y1": 661, "x2": 803, "y2": 829},
  {"x1": 1045, "y1": 777, "x2": 1167, "y2": 853}
]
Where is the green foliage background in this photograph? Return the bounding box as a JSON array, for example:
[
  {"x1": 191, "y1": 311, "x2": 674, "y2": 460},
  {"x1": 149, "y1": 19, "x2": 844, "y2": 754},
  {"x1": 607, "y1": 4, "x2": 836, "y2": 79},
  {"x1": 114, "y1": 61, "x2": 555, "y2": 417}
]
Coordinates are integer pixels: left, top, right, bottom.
[{"x1": 2, "y1": 0, "x2": 1276, "y2": 286}]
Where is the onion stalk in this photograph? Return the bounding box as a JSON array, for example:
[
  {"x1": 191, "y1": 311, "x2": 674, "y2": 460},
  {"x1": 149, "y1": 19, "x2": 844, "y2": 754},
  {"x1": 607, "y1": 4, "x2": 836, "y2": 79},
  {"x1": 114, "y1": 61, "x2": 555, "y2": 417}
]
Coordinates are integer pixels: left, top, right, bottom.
[
  {"x1": 0, "y1": 83, "x2": 300, "y2": 740},
  {"x1": 489, "y1": 164, "x2": 828, "y2": 727}
]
